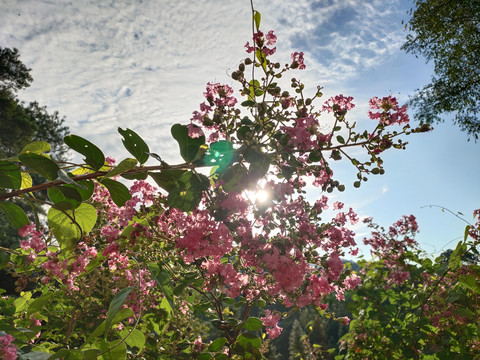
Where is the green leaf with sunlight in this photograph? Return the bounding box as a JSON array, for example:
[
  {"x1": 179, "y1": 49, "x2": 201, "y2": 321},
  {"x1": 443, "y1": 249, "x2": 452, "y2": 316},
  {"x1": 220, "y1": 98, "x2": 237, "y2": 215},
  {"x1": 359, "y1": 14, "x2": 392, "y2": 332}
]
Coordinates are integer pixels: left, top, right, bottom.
[
  {"x1": 118, "y1": 329, "x2": 146, "y2": 352},
  {"x1": 20, "y1": 141, "x2": 51, "y2": 155},
  {"x1": 20, "y1": 172, "x2": 32, "y2": 190},
  {"x1": 64, "y1": 134, "x2": 105, "y2": 171},
  {"x1": 118, "y1": 128, "x2": 150, "y2": 164},
  {"x1": 254, "y1": 11, "x2": 261, "y2": 31},
  {"x1": 103, "y1": 157, "x2": 137, "y2": 178},
  {"x1": 48, "y1": 185, "x2": 82, "y2": 210},
  {"x1": 19, "y1": 153, "x2": 60, "y2": 181},
  {"x1": 47, "y1": 203, "x2": 97, "y2": 251},
  {"x1": 204, "y1": 140, "x2": 235, "y2": 170}
]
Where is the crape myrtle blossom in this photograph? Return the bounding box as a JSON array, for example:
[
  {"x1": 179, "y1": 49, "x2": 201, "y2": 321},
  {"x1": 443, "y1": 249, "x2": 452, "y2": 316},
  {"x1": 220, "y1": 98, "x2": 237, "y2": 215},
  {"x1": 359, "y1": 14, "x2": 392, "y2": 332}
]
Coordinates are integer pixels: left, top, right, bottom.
[
  {"x1": 291, "y1": 51, "x2": 306, "y2": 69},
  {"x1": 261, "y1": 310, "x2": 282, "y2": 339},
  {"x1": 0, "y1": 334, "x2": 18, "y2": 360},
  {"x1": 368, "y1": 95, "x2": 409, "y2": 125},
  {"x1": 245, "y1": 30, "x2": 277, "y2": 56},
  {"x1": 323, "y1": 94, "x2": 355, "y2": 114},
  {"x1": 18, "y1": 223, "x2": 45, "y2": 262},
  {"x1": 363, "y1": 215, "x2": 419, "y2": 286}
]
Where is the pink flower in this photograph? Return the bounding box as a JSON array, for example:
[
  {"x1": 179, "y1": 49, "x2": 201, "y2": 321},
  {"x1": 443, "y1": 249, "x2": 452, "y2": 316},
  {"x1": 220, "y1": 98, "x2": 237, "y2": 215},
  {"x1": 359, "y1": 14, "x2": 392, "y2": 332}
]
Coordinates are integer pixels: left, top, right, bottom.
[
  {"x1": 261, "y1": 310, "x2": 283, "y2": 339},
  {"x1": 245, "y1": 31, "x2": 277, "y2": 57},
  {"x1": 193, "y1": 336, "x2": 203, "y2": 352},
  {"x1": 344, "y1": 274, "x2": 362, "y2": 290},
  {"x1": 368, "y1": 96, "x2": 409, "y2": 125},
  {"x1": 0, "y1": 334, "x2": 18, "y2": 360},
  {"x1": 323, "y1": 94, "x2": 355, "y2": 114},
  {"x1": 327, "y1": 252, "x2": 344, "y2": 281},
  {"x1": 265, "y1": 30, "x2": 277, "y2": 46},
  {"x1": 187, "y1": 123, "x2": 205, "y2": 139},
  {"x1": 291, "y1": 51, "x2": 306, "y2": 69}
]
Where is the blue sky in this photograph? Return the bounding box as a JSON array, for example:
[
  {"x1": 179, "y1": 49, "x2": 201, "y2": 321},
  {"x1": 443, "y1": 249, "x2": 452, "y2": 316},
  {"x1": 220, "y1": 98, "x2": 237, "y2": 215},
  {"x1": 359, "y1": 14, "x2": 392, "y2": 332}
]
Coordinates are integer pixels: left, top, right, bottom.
[{"x1": 1, "y1": 0, "x2": 478, "y2": 258}]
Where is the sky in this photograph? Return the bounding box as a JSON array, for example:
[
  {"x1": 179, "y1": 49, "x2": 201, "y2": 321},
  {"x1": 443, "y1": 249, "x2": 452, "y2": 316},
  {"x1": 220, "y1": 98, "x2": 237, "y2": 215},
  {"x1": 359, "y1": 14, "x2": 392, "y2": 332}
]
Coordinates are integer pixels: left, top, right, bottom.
[{"x1": 1, "y1": 0, "x2": 479, "y2": 259}]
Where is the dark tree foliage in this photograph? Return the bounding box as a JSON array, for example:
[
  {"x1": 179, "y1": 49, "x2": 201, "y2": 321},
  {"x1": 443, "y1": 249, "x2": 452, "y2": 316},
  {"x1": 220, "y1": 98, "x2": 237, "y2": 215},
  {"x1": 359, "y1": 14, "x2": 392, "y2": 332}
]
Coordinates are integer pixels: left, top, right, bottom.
[
  {"x1": 0, "y1": 47, "x2": 69, "y2": 249},
  {"x1": 0, "y1": 47, "x2": 33, "y2": 93},
  {"x1": 402, "y1": 0, "x2": 480, "y2": 140}
]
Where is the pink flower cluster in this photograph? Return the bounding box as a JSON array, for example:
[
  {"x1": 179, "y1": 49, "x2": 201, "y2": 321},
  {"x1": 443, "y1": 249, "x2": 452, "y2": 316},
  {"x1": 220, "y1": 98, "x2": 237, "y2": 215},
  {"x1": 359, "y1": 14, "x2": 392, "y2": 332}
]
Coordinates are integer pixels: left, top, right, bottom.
[
  {"x1": 280, "y1": 115, "x2": 321, "y2": 152},
  {"x1": 261, "y1": 310, "x2": 282, "y2": 338},
  {"x1": 202, "y1": 259, "x2": 249, "y2": 298},
  {"x1": 0, "y1": 334, "x2": 18, "y2": 360},
  {"x1": 245, "y1": 30, "x2": 277, "y2": 56},
  {"x1": 173, "y1": 209, "x2": 234, "y2": 264},
  {"x1": 368, "y1": 96, "x2": 409, "y2": 125},
  {"x1": 41, "y1": 242, "x2": 98, "y2": 291},
  {"x1": 18, "y1": 223, "x2": 45, "y2": 262},
  {"x1": 323, "y1": 94, "x2": 355, "y2": 114},
  {"x1": 291, "y1": 51, "x2": 306, "y2": 69},
  {"x1": 363, "y1": 215, "x2": 420, "y2": 286}
]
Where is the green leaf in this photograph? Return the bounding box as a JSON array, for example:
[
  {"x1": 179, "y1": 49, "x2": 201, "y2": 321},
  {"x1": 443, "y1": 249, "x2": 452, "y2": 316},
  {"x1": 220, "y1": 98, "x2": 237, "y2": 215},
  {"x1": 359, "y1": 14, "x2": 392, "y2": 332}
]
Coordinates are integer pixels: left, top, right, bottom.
[
  {"x1": 98, "y1": 339, "x2": 127, "y2": 360},
  {"x1": 459, "y1": 275, "x2": 478, "y2": 292},
  {"x1": 20, "y1": 172, "x2": 32, "y2": 189},
  {"x1": 171, "y1": 124, "x2": 206, "y2": 162},
  {"x1": 241, "y1": 100, "x2": 256, "y2": 107},
  {"x1": 47, "y1": 349, "x2": 83, "y2": 360},
  {"x1": 150, "y1": 170, "x2": 209, "y2": 212},
  {"x1": 47, "y1": 203, "x2": 98, "y2": 251},
  {"x1": 20, "y1": 141, "x2": 51, "y2": 155},
  {"x1": 85, "y1": 308, "x2": 134, "y2": 344},
  {"x1": 248, "y1": 80, "x2": 261, "y2": 100},
  {"x1": 28, "y1": 293, "x2": 53, "y2": 315},
  {"x1": 82, "y1": 350, "x2": 101, "y2": 360},
  {"x1": 0, "y1": 202, "x2": 29, "y2": 229},
  {"x1": 464, "y1": 225, "x2": 471, "y2": 241},
  {"x1": 204, "y1": 141, "x2": 235, "y2": 170},
  {"x1": 57, "y1": 169, "x2": 87, "y2": 190},
  {"x1": 104, "y1": 287, "x2": 134, "y2": 334},
  {"x1": 454, "y1": 307, "x2": 474, "y2": 319},
  {"x1": 197, "y1": 354, "x2": 213, "y2": 360},
  {"x1": 18, "y1": 153, "x2": 59, "y2": 181},
  {"x1": 121, "y1": 171, "x2": 148, "y2": 180},
  {"x1": 208, "y1": 337, "x2": 228, "y2": 352},
  {"x1": 118, "y1": 128, "x2": 150, "y2": 164},
  {"x1": 242, "y1": 317, "x2": 263, "y2": 331},
  {"x1": 19, "y1": 352, "x2": 54, "y2": 360},
  {"x1": 166, "y1": 172, "x2": 209, "y2": 211},
  {"x1": 214, "y1": 354, "x2": 229, "y2": 360},
  {"x1": 64, "y1": 180, "x2": 95, "y2": 201},
  {"x1": 100, "y1": 178, "x2": 132, "y2": 207},
  {"x1": 148, "y1": 262, "x2": 174, "y2": 312},
  {"x1": 236, "y1": 333, "x2": 261, "y2": 349},
  {"x1": 64, "y1": 135, "x2": 105, "y2": 171},
  {"x1": 104, "y1": 158, "x2": 138, "y2": 178},
  {"x1": 336, "y1": 135, "x2": 345, "y2": 144},
  {"x1": 48, "y1": 185, "x2": 82, "y2": 210},
  {"x1": 118, "y1": 329, "x2": 146, "y2": 352},
  {"x1": 149, "y1": 170, "x2": 187, "y2": 192},
  {"x1": 254, "y1": 11, "x2": 261, "y2": 31}
]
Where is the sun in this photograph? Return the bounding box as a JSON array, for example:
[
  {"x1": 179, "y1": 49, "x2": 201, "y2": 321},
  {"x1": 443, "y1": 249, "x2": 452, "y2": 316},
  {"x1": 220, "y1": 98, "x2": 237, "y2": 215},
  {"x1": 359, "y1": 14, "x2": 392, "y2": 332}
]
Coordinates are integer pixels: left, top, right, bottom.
[{"x1": 255, "y1": 189, "x2": 270, "y2": 204}]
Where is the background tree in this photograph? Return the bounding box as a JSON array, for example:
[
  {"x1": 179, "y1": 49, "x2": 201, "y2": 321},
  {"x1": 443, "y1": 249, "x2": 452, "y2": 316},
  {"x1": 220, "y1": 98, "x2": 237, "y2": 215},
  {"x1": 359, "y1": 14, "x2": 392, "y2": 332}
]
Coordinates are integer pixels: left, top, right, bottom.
[
  {"x1": 402, "y1": 0, "x2": 480, "y2": 140},
  {"x1": 0, "y1": 47, "x2": 69, "y2": 249}
]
